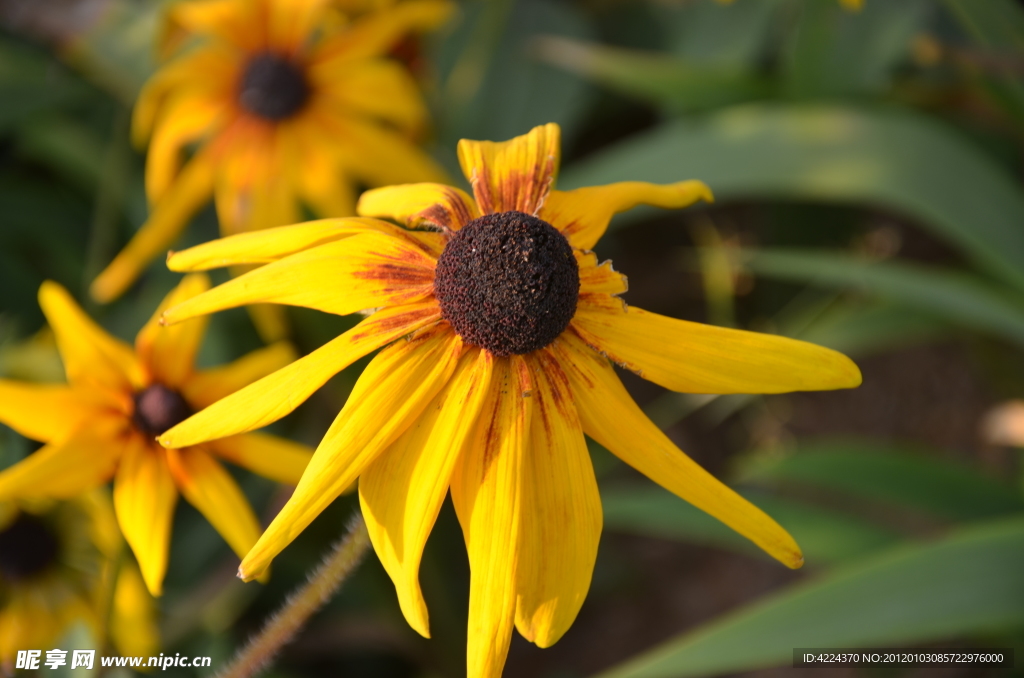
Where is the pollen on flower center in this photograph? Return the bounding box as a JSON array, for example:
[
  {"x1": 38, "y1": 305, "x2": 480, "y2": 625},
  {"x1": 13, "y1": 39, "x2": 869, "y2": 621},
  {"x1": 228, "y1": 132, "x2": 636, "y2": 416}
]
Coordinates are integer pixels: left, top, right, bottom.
[
  {"x1": 238, "y1": 52, "x2": 310, "y2": 121},
  {"x1": 133, "y1": 384, "x2": 193, "y2": 437},
  {"x1": 434, "y1": 211, "x2": 579, "y2": 356},
  {"x1": 0, "y1": 513, "x2": 60, "y2": 582}
]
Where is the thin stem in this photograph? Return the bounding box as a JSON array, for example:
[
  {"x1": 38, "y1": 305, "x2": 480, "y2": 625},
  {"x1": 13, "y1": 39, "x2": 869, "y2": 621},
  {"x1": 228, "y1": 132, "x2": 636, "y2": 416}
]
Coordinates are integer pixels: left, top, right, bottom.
[{"x1": 216, "y1": 513, "x2": 371, "y2": 678}]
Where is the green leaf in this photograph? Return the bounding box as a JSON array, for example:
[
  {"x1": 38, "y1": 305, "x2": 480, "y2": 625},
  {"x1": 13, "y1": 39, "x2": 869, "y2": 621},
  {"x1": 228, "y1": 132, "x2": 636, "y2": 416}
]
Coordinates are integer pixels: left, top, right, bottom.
[
  {"x1": 533, "y1": 37, "x2": 770, "y2": 113},
  {"x1": 740, "y1": 440, "x2": 1024, "y2": 522},
  {"x1": 743, "y1": 248, "x2": 1024, "y2": 348},
  {"x1": 941, "y1": 0, "x2": 1024, "y2": 124},
  {"x1": 602, "y1": 485, "x2": 900, "y2": 565},
  {"x1": 559, "y1": 105, "x2": 1024, "y2": 293},
  {"x1": 594, "y1": 517, "x2": 1024, "y2": 678}
]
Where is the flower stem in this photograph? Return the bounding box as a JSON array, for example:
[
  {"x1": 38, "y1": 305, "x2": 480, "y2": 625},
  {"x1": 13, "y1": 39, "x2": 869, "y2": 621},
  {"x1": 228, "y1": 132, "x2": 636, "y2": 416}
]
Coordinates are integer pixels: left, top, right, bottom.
[{"x1": 216, "y1": 513, "x2": 371, "y2": 678}]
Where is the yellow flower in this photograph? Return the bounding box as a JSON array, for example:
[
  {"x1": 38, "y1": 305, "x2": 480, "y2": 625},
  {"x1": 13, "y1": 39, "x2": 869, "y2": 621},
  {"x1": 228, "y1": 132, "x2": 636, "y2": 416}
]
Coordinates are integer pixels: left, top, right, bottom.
[
  {"x1": 0, "y1": 493, "x2": 158, "y2": 664},
  {"x1": 158, "y1": 124, "x2": 861, "y2": 678},
  {"x1": 90, "y1": 0, "x2": 453, "y2": 304},
  {"x1": 0, "y1": 276, "x2": 313, "y2": 595}
]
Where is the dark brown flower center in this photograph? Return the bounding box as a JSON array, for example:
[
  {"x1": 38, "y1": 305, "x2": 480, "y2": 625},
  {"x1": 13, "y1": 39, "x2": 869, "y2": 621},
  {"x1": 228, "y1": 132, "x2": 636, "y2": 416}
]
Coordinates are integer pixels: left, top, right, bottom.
[
  {"x1": 133, "y1": 384, "x2": 193, "y2": 437},
  {"x1": 238, "y1": 52, "x2": 309, "y2": 121},
  {"x1": 434, "y1": 211, "x2": 579, "y2": 356},
  {"x1": 0, "y1": 513, "x2": 60, "y2": 582}
]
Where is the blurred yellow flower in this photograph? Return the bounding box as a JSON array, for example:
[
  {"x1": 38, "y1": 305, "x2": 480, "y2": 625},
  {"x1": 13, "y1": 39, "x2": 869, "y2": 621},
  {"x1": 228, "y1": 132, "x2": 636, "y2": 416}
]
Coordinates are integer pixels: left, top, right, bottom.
[
  {"x1": 157, "y1": 124, "x2": 861, "y2": 677},
  {"x1": 0, "y1": 493, "x2": 157, "y2": 665},
  {"x1": 0, "y1": 276, "x2": 313, "y2": 595},
  {"x1": 91, "y1": 0, "x2": 452, "y2": 305},
  {"x1": 717, "y1": 0, "x2": 862, "y2": 9}
]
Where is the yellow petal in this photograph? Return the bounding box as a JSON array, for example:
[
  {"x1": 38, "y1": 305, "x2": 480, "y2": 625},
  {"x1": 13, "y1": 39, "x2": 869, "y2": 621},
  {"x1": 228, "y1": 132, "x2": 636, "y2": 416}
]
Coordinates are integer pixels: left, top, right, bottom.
[
  {"x1": 457, "y1": 123, "x2": 560, "y2": 215},
  {"x1": 166, "y1": 447, "x2": 262, "y2": 560},
  {"x1": 239, "y1": 326, "x2": 462, "y2": 582},
  {"x1": 576, "y1": 250, "x2": 628, "y2": 297},
  {"x1": 166, "y1": 217, "x2": 418, "y2": 271},
  {"x1": 161, "y1": 232, "x2": 435, "y2": 323},
  {"x1": 209, "y1": 432, "x2": 313, "y2": 486},
  {"x1": 0, "y1": 423, "x2": 123, "y2": 499},
  {"x1": 331, "y1": 115, "x2": 449, "y2": 187},
  {"x1": 181, "y1": 341, "x2": 296, "y2": 410},
  {"x1": 114, "y1": 436, "x2": 178, "y2": 595},
  {"x1": 135, "y1": 273, "x2": 211, "y2": 388},
  {"x1": 163, "y1": 302, "x2": 441, "y2": 448},
  {"x1": 450, "y1": 355, "x2": 531, "y2": 678},
  {"x1": 161, "y1": 0, "x2": 258, "y2": 53},
  {"x1": 540, "y1": 180, "x2": 713, "y2": 250},
  {"x1": 39, "y1": 281, "x2": 142, "y2": 394},
  {"x1": 571, "y1": 300, "x2": 862, "y2": 394},
  {"x1": 360, "y1": 347, "x2": 493, "y2": 637},
  {"x1": 515, "y1": 353, "x2": 601, "y2": 648},
  {"x1": 0, "y1": 380, "x2": 97, "y2": 443},
  {"x1": 145, "y1": 92, "x2": 224, "y2": 204},
  {"x1": 132, "y1": 46, "x2": 235, "y2": 146},
  {"x1": 549, "y1": 332, "x2": 804, "y2": 569},
  {"x1": 91, "y1": 148, "x2": 216, "y2": 303},
  {"x1": 110, "y1": 559, "x2": 160, "y2": 658},
  {"x1": 357, "y1": 183, "x2": 481, "y2": 231},
  {"x1": 313, "y1": 58, "x2": 428, "y2": 135},
  {"x1": 266, "y1": 0, "x2": 329, "y2": 53},
  {"x1": 311, "y1": 0, "x2": 455, "y2": 64}
]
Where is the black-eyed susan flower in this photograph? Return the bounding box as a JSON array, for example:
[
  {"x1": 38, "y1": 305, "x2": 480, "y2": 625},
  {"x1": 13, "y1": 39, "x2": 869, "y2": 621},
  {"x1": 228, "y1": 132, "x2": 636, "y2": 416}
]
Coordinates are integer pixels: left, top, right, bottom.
[
  {"x1": 0, "y1": 493, "x2": 157, "y2": 665},
  {"x1": 90, "y1": 0, "x2": 452, "y2": 306},
  {"x1": 158, "y1": 124, "x2": 861, "y2": 678},
  {"x1": 0, "y1": 276, "x2": 313, "y2": 595}
]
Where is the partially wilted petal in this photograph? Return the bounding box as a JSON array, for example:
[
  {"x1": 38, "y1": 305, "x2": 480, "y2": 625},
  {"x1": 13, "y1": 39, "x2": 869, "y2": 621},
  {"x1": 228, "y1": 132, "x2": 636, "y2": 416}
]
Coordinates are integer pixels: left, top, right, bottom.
[
  {"x1": 357, "y1": 183, "x2": 480, "y2": 231},
  {"x1": 541, "y1": 180, "x2": 712, "y2": 250},
  {"x1": 457, "y1": 123, "x2": 560, "y2": 215}
]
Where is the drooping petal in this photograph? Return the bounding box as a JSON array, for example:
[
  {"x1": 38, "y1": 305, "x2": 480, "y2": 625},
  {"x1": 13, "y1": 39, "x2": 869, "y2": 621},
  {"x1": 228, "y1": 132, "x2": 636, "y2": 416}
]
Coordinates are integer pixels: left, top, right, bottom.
[
  {"x1": 360, "y1": 347, "x2": 493, "y2": 637},
  {"x1": 357, "y1": 183, "x2": 480, "y2": 231},
  {"x1": 91, "y1": 148, "x2": 216, "y2": 303},
  {"x1": 0, "y1": 423, "x2": 124, "y2": 500},
  {"x1": 161, "y1": 232, "x2": 436, "y2": 323},
  {"x1": 312, "y1": 58, "x2": 428, "y2": 135},
  {"x1": 110, "y1": 560, "x2": 160, "y2": 659},
  {"x1": 571, "y1": 300, "x2": 862, "y2": 394},
  {"x1": 162, "y1": 302, "x2": 441, "y2": 448},
  {"x1": 457, "y1": 123, "x2": 560, "y2": 215},
  {"x1": 208, "y1": 432, "x2": 313, "y2": 486},
  {"x1": 114, "y1": 436, "x2": 179, "y2": 595},
  {"x1": 166, "y1": 447, "x2": 262, "y2": 560},
  {"x1": 540, "y1": 180, "x2": 713, "y2": 251},
  {"x1": 549, "y1": 332, "x2": 804, "y2": 569},
  {"x1": 310, "y1": 0, "x2": 454, "y2": 65},
  {"x1": 450, "y1": 355, "x2": 531, "y2": 678},
  {"x1": 181, "y1": 341, "x2": 296, "y2": 410},
  {"x1": 515, "y1": 353, "x2": 601, "y2": 648},
  {"x1": 39, "y1": 281, "x2": 142, "y2": 395},
  {"x1": 0, "y1": 380, "x2": 98, "y2": 443},
  {"x1": 239, "y1": 326, "x2": 462, "y2": 582},
  {"x1": 166, "y1": 217, "x2": 424, "y2": 271},
  {"x1": 135, "y1": 273, "x2": 211, "y2": 388}
]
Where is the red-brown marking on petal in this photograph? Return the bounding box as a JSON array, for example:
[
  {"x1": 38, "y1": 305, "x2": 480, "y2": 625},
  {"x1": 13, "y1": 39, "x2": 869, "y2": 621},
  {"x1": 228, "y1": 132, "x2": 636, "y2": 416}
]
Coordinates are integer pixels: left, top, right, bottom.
[
  {"x1": 471, "y1": 165, "x2": 496, "y2": 215},
  {"x1": 417, "y1": 187, "x2": 477, "y2": 232},
  {"x1": 348, "y1": 306, "x2": 442, "y2": 342}
]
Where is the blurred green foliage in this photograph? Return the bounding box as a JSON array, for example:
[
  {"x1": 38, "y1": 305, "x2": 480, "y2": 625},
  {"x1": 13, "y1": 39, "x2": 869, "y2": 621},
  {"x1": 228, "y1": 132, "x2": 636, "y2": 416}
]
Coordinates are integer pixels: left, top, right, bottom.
[{"x1": 2, "y1": 0, "x2": 1024, "y2": 676}]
